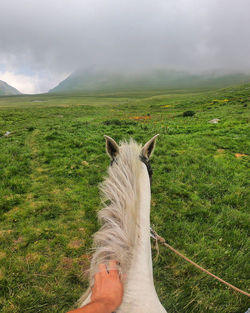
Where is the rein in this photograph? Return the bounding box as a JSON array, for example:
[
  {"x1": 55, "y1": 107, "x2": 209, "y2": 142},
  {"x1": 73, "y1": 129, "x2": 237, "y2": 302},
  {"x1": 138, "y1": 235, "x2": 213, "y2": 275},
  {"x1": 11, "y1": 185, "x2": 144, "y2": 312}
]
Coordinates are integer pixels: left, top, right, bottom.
[{"x1": 150, "y1": 227, "x2": 250, "y2": 297}]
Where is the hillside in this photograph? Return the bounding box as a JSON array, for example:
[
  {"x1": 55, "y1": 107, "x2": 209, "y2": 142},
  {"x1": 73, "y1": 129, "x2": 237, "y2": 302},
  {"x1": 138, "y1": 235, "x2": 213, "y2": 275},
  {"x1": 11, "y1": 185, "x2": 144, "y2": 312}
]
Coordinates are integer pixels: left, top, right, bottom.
[
  {"x1": 0, "y1": 80, "x2": 21, "y2": 96},
  {"x1": 49, "y1": 69, "x2": 250, "y2": 93}
]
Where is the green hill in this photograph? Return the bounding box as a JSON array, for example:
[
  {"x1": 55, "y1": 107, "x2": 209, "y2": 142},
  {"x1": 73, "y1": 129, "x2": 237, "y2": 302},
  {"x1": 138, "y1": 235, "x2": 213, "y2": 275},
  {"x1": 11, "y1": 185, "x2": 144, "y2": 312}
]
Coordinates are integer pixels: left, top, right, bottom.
[
  {"x1": 0, "y1": 80, "x2": 21, "y2": 96},
  {"x1": 49, "y1": 69, "x2": 250, "y2": 93}
]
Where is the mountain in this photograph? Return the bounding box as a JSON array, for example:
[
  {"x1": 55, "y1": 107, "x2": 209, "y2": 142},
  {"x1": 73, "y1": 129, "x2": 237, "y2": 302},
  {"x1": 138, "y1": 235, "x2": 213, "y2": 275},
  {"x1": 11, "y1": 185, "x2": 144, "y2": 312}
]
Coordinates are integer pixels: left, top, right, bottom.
[
  {"x1": 49, "y1": 69, "x2": 250, "y2": 93},
  {"x1": 0, "y1": 80, "x2": 21, "y2": 96}
]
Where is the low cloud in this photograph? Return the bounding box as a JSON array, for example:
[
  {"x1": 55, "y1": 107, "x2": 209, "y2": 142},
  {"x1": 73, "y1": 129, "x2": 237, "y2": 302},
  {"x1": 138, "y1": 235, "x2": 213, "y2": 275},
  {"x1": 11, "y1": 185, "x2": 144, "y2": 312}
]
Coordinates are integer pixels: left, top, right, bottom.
[
  {"x1": 0, "y1": 70, "x2": 69, "y2": 94},
  {"x1": 0, "y1": 71, "x2": 39, "y2": 94}
]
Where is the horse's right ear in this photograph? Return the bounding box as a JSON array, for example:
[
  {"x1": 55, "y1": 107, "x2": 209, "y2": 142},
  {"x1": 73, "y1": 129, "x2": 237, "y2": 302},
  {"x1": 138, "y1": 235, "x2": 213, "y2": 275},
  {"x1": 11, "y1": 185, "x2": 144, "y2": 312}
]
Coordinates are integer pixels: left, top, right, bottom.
[
  {"x1": 104, "y1": 135, "x2": 119, "y2": 160},
  {"x1": 141, "y1": 134, "x2": 159, "y2": 159}
]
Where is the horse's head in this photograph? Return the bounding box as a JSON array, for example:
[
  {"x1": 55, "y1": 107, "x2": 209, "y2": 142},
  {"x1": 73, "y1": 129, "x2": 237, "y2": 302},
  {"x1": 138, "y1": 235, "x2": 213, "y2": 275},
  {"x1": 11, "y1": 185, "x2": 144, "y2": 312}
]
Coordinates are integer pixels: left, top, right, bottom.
[{"x1": 103, "y1": 134, "x2": 159, "y2": 185}]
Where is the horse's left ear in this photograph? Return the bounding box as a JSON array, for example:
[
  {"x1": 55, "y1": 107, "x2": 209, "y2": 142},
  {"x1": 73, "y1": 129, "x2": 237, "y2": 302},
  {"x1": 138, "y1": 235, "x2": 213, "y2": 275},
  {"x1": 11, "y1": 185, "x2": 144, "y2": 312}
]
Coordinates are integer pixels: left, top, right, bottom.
[
  {"x1": 141, "y1": 134, "x2": 159, "y2": 159},
  {"x1": 104, "y1": 135, "x2": 119, "y2": 160}
]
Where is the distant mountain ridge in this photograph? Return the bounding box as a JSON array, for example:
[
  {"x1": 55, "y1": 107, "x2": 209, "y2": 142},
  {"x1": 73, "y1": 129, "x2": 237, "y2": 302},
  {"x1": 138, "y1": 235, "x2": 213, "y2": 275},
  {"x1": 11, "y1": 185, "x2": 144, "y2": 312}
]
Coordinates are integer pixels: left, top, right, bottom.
[
  {"x1": 0, "y1": 80, "x2": 21, "y2": 96},
  {"x1": 49, "y1": 69, "x2": 250, "y2": 93}
]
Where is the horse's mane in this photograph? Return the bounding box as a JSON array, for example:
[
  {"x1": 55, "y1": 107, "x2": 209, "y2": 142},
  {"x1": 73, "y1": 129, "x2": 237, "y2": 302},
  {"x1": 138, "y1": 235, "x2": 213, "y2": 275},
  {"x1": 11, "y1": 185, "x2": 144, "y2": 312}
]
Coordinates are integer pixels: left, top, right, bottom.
[{"x1": 78, "y1": 139, "x2": 143, "y2": 306}]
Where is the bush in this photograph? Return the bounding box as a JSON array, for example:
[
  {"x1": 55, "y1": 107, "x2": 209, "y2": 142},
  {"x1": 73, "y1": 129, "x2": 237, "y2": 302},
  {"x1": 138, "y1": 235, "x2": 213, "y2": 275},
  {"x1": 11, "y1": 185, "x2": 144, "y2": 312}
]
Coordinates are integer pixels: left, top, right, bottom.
[
  {"x1": 103, "y1": 119, "x2": 122, "y2": 126},
  {"x1": 27, "y1": 126, "x2": 36, "y2": 132},
  {"x1": 103, "y1": 119, "x2": 136, "y2": 126},
  {"x1": 183, "y1": 110, "x2": 195, "y2": 117}
]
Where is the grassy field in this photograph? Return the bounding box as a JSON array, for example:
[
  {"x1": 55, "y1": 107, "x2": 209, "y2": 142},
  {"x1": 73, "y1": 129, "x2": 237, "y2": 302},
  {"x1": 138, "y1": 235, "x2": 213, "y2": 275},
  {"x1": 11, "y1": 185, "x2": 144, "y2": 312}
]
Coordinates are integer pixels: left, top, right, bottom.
[{"x1": 0, "y1": 84, "x2": 249, "y2": 313}]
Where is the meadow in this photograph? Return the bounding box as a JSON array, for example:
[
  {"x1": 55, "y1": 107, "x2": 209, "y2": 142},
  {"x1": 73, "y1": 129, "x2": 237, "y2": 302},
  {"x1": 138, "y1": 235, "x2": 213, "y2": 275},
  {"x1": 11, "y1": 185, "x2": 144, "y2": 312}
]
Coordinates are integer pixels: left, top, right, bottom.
[{"x1": 0, "y1": 84, "x2": 249, "y2": 313}]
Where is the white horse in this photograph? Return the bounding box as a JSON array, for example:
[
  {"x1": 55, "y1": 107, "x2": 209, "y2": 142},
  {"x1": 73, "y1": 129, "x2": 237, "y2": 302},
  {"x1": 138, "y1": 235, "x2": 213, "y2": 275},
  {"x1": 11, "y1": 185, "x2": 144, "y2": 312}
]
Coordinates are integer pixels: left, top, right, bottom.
[{"x1": 78, "y1": 134, "x2": 167, "y2": 313}]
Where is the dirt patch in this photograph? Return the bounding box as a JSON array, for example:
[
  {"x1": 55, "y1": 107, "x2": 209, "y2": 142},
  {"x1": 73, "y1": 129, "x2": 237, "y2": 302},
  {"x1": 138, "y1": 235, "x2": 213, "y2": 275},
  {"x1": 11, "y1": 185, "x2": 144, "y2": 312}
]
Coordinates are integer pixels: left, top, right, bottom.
[
  {"x1": 235, "y1": 153, "x2": 248, "y2": 158},
  {"x1": 61, "y1": 257, "x2": 74, "y2": 269},
  {"x1": 0, "y1": 252, "x2": 6, "y2": 260},
  {"x1": 68, "y1": 239, "x2": 84, "y2": 249},
  {"x1": 0, "y1": 230, "x2": 13, "y2": 237},
  {"x1": 14, "y1": 236, "x2": 23, "y2": 244},
  {"x1": 217, "y1": 149, "x2": 225, "y2": 153}
]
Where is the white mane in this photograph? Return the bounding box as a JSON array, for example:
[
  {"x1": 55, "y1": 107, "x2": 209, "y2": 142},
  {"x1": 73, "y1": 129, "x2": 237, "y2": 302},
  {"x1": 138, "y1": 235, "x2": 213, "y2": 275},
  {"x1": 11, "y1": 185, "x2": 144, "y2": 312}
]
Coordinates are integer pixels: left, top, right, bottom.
[
  {"x1": 93, "y1": 139, "x2": 143, "y2": 275},
  {"x1": 79, "y1": 139, "x2": 143, "y2": 304}
]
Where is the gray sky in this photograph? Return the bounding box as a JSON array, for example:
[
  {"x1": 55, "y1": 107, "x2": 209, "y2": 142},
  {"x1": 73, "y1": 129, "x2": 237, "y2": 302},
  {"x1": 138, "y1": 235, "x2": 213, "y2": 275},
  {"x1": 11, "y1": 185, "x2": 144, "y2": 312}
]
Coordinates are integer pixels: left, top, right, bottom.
[{"x1": 0, "y1": 0, "x2": 250, "y2": 93}]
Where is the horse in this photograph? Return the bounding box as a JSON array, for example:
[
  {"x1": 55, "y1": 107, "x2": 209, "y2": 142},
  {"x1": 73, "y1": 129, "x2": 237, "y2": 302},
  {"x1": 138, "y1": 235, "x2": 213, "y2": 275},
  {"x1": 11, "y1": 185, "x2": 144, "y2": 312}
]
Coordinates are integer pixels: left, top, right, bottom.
[{"x1": 78, "y1": 134, "x2": 167, "y2": 313}]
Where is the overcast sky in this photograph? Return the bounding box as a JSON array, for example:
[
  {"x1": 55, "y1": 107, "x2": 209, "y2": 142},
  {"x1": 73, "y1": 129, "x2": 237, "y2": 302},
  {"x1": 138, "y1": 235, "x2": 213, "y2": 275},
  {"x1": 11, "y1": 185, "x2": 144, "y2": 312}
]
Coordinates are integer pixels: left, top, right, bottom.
[{"x1": 0, "y1": 0, "x2": 250, "y2": 94}]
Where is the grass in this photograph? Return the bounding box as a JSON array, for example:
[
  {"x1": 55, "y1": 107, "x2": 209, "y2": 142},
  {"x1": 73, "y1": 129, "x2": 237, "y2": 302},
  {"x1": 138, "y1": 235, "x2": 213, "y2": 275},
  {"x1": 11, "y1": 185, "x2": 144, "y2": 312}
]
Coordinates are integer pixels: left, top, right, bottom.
[{"x1": 0, "y1": 84, "x2": 249, "y2": 313}]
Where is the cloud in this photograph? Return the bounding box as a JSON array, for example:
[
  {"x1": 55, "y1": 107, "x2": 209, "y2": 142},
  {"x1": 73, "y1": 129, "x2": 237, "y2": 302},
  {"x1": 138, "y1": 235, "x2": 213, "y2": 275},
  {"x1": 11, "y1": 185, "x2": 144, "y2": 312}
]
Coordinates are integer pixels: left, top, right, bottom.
[
  {"x1": 0, "y1": 71, "x2": 39, "y2": 94},
  {"x1": 0, "y1": 0, "x2": 250, "y2": 93},
  {"x1": 0, "y1": 70, "x2": 69, "y2": 94}
]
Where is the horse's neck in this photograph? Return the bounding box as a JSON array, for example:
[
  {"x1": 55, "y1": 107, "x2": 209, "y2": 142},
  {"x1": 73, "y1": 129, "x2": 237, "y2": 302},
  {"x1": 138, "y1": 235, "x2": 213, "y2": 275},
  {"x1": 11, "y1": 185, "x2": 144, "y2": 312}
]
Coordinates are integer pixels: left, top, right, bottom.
[
  {"x1": 133, "y1": 168, "x2": 153, "y2": 278},
  {"x1": 117, "y1": 165, "x2": 166, "y2": 313}
]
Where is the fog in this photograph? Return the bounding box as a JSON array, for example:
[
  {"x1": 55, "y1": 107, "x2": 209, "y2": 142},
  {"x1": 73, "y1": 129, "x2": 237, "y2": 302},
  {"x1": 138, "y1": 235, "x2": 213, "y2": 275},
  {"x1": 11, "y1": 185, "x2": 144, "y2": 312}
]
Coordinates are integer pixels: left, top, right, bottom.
[{"x1": 0, "y1": 0, "x2": 250, "y2": 93}]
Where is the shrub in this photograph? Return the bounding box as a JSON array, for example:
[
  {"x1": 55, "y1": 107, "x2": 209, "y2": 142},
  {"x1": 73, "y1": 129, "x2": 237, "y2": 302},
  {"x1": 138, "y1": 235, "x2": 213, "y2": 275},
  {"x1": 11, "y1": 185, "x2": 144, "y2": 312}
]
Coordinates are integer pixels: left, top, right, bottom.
[
  {"x1": 27, "y1": 126, "x2": 36, "y2": 132},
  {"x1": 103, "y1": 119, "x2": 122, "y2": 126},
  {"x1": 183, "y1": 110, "x2": 195, "y2": 117},
  {"x1": 103, "y1": 119, "x2": 136, "y2": 126}
]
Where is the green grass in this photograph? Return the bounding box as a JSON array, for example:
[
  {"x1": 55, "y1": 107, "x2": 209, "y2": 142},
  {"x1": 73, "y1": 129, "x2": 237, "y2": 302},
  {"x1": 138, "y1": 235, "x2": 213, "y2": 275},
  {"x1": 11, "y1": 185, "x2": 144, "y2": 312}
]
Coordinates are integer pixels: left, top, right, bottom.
[{"x1": 0, "y1": 84, "x2": 249, "y2": 313}]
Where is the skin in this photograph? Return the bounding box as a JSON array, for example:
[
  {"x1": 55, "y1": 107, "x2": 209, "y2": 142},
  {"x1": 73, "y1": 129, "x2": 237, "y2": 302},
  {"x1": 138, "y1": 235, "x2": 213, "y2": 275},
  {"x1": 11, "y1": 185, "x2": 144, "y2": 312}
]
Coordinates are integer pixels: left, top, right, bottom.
[{"x1": 67, "y1": 260, "x2": 124, "y2": 313}]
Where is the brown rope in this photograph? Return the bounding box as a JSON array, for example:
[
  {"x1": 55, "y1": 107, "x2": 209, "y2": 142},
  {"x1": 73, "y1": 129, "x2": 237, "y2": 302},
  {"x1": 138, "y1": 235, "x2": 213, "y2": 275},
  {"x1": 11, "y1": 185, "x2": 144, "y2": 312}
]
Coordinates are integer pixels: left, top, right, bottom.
[{"x1": 150, "y1": 228, "x2": 250, "y2": 297}]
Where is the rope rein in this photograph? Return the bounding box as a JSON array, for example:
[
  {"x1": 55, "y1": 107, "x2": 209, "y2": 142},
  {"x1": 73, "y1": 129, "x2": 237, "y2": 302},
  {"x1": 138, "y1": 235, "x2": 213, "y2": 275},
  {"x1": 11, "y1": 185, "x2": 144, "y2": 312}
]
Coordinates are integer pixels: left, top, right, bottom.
[{"x1": 150, "y1": 227, "x2": 250, "y2": 297}]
